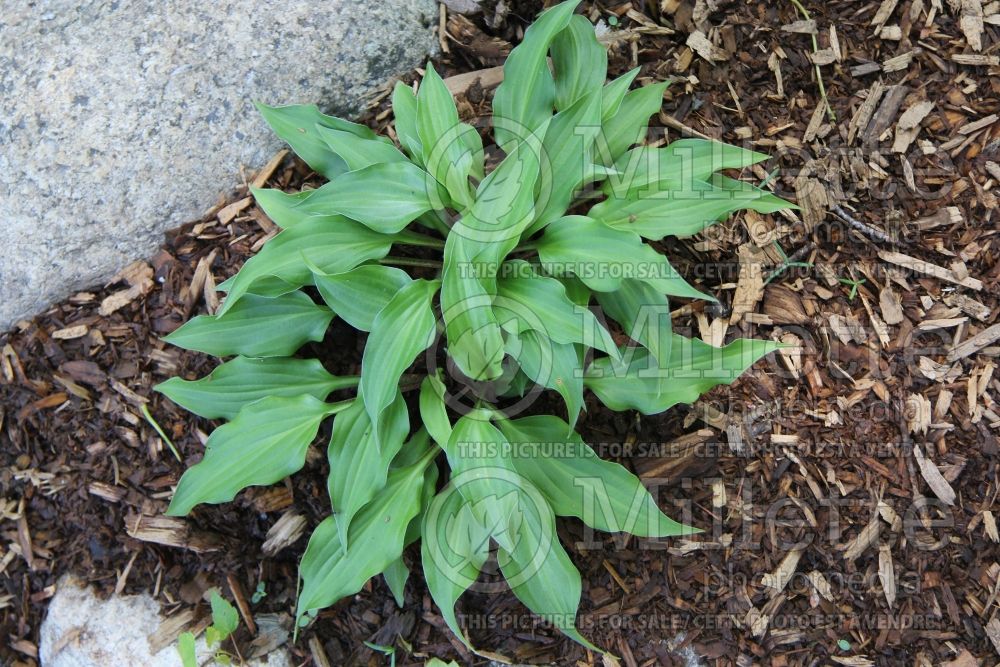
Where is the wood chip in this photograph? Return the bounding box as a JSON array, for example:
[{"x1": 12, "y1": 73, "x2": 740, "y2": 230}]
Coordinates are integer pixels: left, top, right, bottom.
[
  {"x1": 444, "y1": 66, "x2": 504, "y2": 95},
  {"x1": 984, "y1": 511, "x2": 999, "y2": 543},
  {"x1": 960, "y1": 0, "x2": 985, "y2": 50},
  {"x1": 261, "y1": 511, "x2": 307, "y2": 556},
  {"x1": 762, "y1": 548, "x2": 803, "y2": 597},
  {"x1": 878, "y1": 545, "x2": 896, "y2": 608},
  {"x1": 913, "y1": 444, "x2": 957, "y2": 505},
  {"x1": 958, "y1": 113, "x2": 998, "y2": 134},
  {"x1": 943, "y1": 650, "x2": 981, "y2": 667},
  {"x1": 52, "y1": 325, "x2": 88, "y2": 340},
  {"x1": 878, "y1": 286, "x2": 905, "y2": 324},
  {"x1": 905, "y1": 393, "x2": 932, "y2": 434},
  {"x1": 947, "y1": 323, "x2": 1000, "y2": 361},
  {"x1": 729, "y1": 244, "x2": 765, "y2": 325},
  {"x1": 849, "y1": 80, "x2": 886, "y2": 144},
  {"x1": 879, "y1": 25, "x2": 903, "y2": 39},
  {"x1": 148, "y1": 608, "x2": 200, "y2": 655},
  {"x1": 686, "y1": 30, "x2": 729, "y2": 62},
  {"x1": 308, "y1": 635, "x2": 333, "y2": 667},
  {"x1": 808, "y1": 570, "x2": 834, "y2": 601},
  {"x1": 99, "y1": 261, "x2": 154, "y2": 316},
  {"x1": 892, "y1": 100, "x2": 934, "y2": 153},
  {"x1": 251, "y1": 150, "x2": 288, "y2": 189},
  {"x1": 882, "y1": 49, "x2": 917, "y2": 72},
  {"x1": 878, "y1": 250, "x2": 984, "y2": 290},
  {"x1": 810, "y1": 49, "x2": 838, "y2": 66},
  {"x1": 988, "y1": 618, "x2": 1000, "y2": 657},
  {"x1": 911, "y1": 206, "x2": 962, "y2": 230},
  {"x1": 87, "y1": 482, "x2": 126, "y2": 503},
  {"x1": 781, "y1": 19, "x2": 817, "y2": 33},
  {"x1": 842, "y1": 515, "x2": 881, "y2": 560},
  {"x1": 217, "y1": 196, "x2": 252, "y2": 225},
  {"x1": 863, "y1": 84, "x2": 909, "y2": 144},
  {"x1": 126, "y1": 513, "x2": 222, "y2": 553},
  {"x1": 871, "y1": 0, "x2": 901, "y2": 29},
  {"x1": 944, "y1": 293, "x2": 992, "y2": 321},
  {"x1": 951, "y1": 53, "x2": 1000, "y2": 66}
]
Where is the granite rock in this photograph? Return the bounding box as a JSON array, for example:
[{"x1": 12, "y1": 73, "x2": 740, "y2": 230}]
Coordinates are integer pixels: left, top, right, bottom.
[
  {"x1": 40, "y1": 576, "x2": 290, "y2": 667},
  {"x1": 0, "y1": 0, "x2": 438, "y2": 330}
]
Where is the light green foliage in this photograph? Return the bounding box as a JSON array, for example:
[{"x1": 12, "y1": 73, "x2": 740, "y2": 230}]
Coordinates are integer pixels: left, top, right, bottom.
[
  {"x1": 176, "y1": 590, "x2": 239, "y2": 665},
  {"x1": 159, "y1": 0, "x2": 792, "y2": 653}
]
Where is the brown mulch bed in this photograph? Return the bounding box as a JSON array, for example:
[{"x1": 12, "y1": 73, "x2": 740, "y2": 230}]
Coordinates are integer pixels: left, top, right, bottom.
[{"x1": 3, "y1": 0, "x2": 999, "y2": 665}]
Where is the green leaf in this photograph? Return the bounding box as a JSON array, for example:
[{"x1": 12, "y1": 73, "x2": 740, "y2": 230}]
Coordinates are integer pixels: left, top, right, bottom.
[
  {"x1": 496, "y1": 487, "x2": 595, "y2": 650},
  {"x1": 498, "y1": 415, "x2": 691, "y2": 536},
  {"x1": 216, "y1": 217, "x2": 393, "y2": 315},
  {"x1": 209, "y1": 590, "x2": 239, "y2": 642},
  {"x1": 495, "y1": 260, "x2": 618, "y2": 356},
  {"x1": 455, "y1": 133, "x2": 543, "y2": 258},
  {"x1": 530, "y1": 90, "x2": 602, "y2": 233},
  {"x1": 595, "y1": 279, "x2": 671, "y2": 367},
  {"x1": 249, "y1": 188, "x2": 317, "y2": 229},
  {"x1": 297, "y1": 450, "x2": 433, "y2": 621},
  {"x1": 155, "y1": 356, "x2": 356, "y2": 421},
  {"x1": 440, "y1": 233, "x2": 505, "y2": 381},
  {"x1": 492, "y1": 0, "x2": 580, "y2": 151},
  {"x1": 392, "y1": 82, "x2": 423, "y2": 162},
  {"x1": 312, "y1": 264, "x2": 412, "y2": 331},
  {"x1": 391, "y1": 427, "x2": 436, "y2": 471},
  {"x1": 442, "y1": 410, "x2": 519, "y2": 551},
  {"x1": 314, "y1": 124, "x2": 406, "y2": 171},
  {"x1": 508, "y1": 330, "x2": 584, "y2": 429},
  {"x1": 551, "y1": 14, "x2": 607, "y2": 111},
  {"x1": 556, "y1": 274, "x2": 592, "y2": 306},
  {"x1": 293, "y1": 161, "x2": 437, "y2": 234},
  {"x1": 361, "y1": 279, "x2": 440, "y2": 440},
  {"x1": 597, "y1": 82, "x2": 668, "y2": 167},
  {"x1": 585, "y1": 336, "x2": 781, "y2": 414},
  {"x1": 419, "y1": 374, "x2": 453, "y2": 448},
  {"x1": 383, "y1": 557, "x2": 409, "y2": 607},
  {"x1": 417, "y1": 63, "x2": 480, "y2": 209},
  {"x1": 710, "y1": 173, "x2": 796, "y2": 214},
  {"x1": 591, "y1": 178, "x2": 774, "y2": 240},
  {"x1": 256, "y1": 103, "x2": 377, "y2": 179},
  {"x1": 165, "y1": 292, "x2": 333, "y2": 358},
  {"x1": 602, "y1": 139, "x2": 771, "y2": 199},
  {"x1": 600, "y1": 67, "x2": 639, "y2": 121},
  {"x1": 177, "y1": 632, "x2": 197, "y2": 667},
  {"x1": 535, "y1": 215, "x2": 712, "y2": 300},
  {"x1": 421, "y1": 481, "x2": 490, "y2": 647},
  {"x1": 327, "y1": 390, "x2": 410, "y2": 547},
  {"x1": 167, "y1": 395, "x2": 339, "y2": 515}
]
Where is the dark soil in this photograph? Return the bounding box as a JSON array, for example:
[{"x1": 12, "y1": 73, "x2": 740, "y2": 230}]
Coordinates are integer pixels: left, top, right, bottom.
[{"x1": 2, "y1": 1, "x2": 999, "y2": 665}]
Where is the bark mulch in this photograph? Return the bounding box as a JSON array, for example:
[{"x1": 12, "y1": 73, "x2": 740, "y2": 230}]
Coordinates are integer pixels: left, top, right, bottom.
[{"x1": 2, "y1": 0, "x2": 999, "y2": 665}]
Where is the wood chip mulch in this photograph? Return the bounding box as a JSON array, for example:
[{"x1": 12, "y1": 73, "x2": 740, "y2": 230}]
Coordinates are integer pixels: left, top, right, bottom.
[{"x1": 2, "y1": 1, "x2": 999, "y2": 665}]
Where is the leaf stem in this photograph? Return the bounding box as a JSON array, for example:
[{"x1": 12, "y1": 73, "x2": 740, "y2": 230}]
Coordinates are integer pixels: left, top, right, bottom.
[
  {"x1": 323, "y1": 399, "x2": 356, "y2": 416},
  {"x1": 392, "y1": 229, "x2": 446, "y2": 249},
  {"x1": 788, "y1": 0, "x2": 836, "y2": 122},
  {"x1": 378, "y1": 256, "x2": 444, "y2": 269},
  {"x1": 141, "y1": 403, "x2": 182, "y2": 463}
]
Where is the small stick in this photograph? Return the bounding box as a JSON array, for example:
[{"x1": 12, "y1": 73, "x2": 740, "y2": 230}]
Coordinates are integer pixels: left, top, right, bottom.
[
  {"x1": 787, "y1": 0, "x2": 836, "y2": 122},
  {"x1": 226, "y1": 573, "x2": 257, "y2": 636},
  {"x1": 831, "y1": 204, "x2": 896, "y2": 245},
  {"x1": 141, "y1": 404, "x2": 182, "y2": 463}
]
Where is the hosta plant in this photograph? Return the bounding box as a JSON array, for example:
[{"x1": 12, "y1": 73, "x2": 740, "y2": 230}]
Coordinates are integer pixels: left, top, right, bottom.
[{"x1": 157, "y1": 0, "x2": 792, "y2": 651}]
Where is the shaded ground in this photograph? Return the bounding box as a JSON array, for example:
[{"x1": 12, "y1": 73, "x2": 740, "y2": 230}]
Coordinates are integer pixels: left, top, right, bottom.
[{"x1": 2, "y1": 0, "x2": 999, "y2": 665}]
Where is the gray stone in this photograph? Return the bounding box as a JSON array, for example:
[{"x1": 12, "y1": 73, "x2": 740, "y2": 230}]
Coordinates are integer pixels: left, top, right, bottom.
[
  {"x1": 0, "y1": 0, "x2": 438, "y2": 331},
  {"x1": 40, "y1": 575, "x2": 290, "y2": 667}
]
